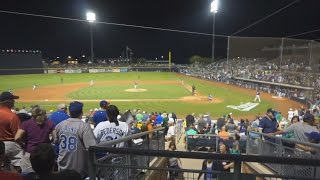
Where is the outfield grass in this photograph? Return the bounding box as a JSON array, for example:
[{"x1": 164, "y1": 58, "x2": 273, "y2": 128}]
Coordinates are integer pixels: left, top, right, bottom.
[
  {"x1": 68, "y1": 84, "x2": 190, "y2": 99},
  {"x1": 1, "y1": 72, "x2": 275, "y2": 118}
]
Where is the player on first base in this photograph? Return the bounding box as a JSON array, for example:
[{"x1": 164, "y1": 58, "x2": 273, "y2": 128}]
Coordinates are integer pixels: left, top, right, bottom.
[{"x1": 254, "y1": 90, "x2": 261, "y2": 102}]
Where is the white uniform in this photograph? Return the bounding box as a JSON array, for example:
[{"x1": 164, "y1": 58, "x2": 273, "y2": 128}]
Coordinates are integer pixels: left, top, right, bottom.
[
  {"x1": 90, "y1": 80, "x2": 93, "y2": 86},
  {"x1": 32, "y1": 85, "x2": 36, "y2": 90},
  {"x1": 288, "y1": 110, "x2": 295, "y2": 121},
  {"x1": 93, "y1": 121, "x2": 129, "y2": 148},
  {"x1": 134, "y1": 82, "x2": 137, "y2": 89},
  {"x1": 254, "y1": 91, "x2": 261, "y2": 102}
]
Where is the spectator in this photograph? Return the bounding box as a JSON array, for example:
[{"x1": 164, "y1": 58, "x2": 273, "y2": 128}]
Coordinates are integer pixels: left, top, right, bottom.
[
  {"x1": 24, "y1": 143, "x2": 58, "y2": 180},
  {"x1": 296, "y1": 132, "x2": 320, "y2": 154},
  {"x1": 197, "y1": 115, "x2": 207, "y2": 133},
  {"x1": 216, "y1": 116, "x2": 226, "y2": 131},
  {"x1": 92, "y1": 100, "x2": 110, "y2": 127},
  {"x1": 0, "y1": 92, "x2": 22, "y2": 171},
  {"x1": 167, "y1": 143, "x2": 183, "y2": 180},
  {"x1": 238, "y1": 119, "x2": 247, "y2": 135},
  {"x1": 274, "y1": 113, "x2": 319, "y2": 143},
  {"x1": 55, "y1": 101, "x2": 96, "y2": 178},
  {"x1": 218, "y1": 126, "x2": 229, "y2": 140},
  {"x1": 226, "y1": 119, "x2": 237, "y2": 137},
  {"x1": 197, "y1": 144, "x2": 232, "y2": 180},
  {"x1": 48, "y1": 104, "x2": 70, "y2": 126},
  {"x1": 94, "y1": 105, "x2": 129, "y2": 148},
  {"x1": 165, "y1": 118, "x2": 175, "y2": 142},
  {"x1": 155, "y1": 112, "x2": 163, "y2": 127},
  {"x1": 259, "y1": 108, "x2": 278, "y2": 134},
  {"x1": 162, "y1": 113, "x2": 169, "y2": 134},
  {"x1": 15, "y1": 106, "x2": 55, "y2": 173}
]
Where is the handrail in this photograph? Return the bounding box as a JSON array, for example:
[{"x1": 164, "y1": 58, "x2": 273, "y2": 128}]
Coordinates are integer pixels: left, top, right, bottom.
[
  {"x1": 248, "y1": 131, "x2": 320, "y2": 149},
  {"x1": 88, "y1": 147, "x2": 320, "y2": 166},
  {"x1": 93, "y1": 127, "x2": 165, "y2": 147}
]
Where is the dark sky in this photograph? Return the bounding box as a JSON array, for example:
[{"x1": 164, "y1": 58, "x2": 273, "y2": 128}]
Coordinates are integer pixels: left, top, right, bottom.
[{"x1": 0, "y1": 0, "x2": 319, "y2": 63}]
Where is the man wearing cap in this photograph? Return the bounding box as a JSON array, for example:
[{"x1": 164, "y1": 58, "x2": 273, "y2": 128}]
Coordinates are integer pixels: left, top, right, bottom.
[
  {"x1": 259, "y1": 108, "x2": 278, "y2": 134},
  {"x1": 296, "y1": 132, "x2": 320, "y2": 153},
  {"x1": 273, "y1": 113, "x2": 319, "y2": 143},
  {"x1": 55, "y1": 101, "x2": 96, "y2": 177},
  {"x1": 0, "y1": 92, "x2": 22, "y2": 170},
  {"x1": 92, "y1": 100, "x2": 110, "y2": 127},
  {"x1": 48, "y1": 103, "x2": 70, "y2": 126}
]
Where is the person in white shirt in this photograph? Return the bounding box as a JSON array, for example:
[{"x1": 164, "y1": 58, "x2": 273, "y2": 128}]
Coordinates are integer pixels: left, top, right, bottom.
[
  {"x1": 165, "y1": 118, "x2": 175, "y2": 141},
  {"x1": 287, "y1": 108, "x2": 295, "y2": 121},
  {"x1": 93, "y1": 105, "x2": 129, "y2": 148}
]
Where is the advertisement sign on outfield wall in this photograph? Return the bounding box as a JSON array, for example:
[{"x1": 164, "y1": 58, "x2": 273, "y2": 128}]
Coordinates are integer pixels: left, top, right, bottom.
[
  {"x1": 56, "y1": 69, "x2": 65, "y2": 74},
  {"x1": 120, "y1": 68, "x2": 128, "y2": 72},
  {"x1": 65, "y1": 69, "x2": 82, "y2": 74},
  {"x1": 112, "y1": 69, "x2": 121, "y2": 72},
  {"x1": 89, "y1": 69, "x2": 106, "y2": 73},
  {"x1": 48, "y1": 70, "x2": 57, "y2": 74}
]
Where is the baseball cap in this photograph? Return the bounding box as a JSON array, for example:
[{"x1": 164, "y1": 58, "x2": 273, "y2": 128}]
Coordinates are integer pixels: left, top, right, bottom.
[
  {"x1": 69, "y1": 101, "x2": 83, "y2": 114},
  {"x1": 303, "y1": 113, "x2": 315, "y2": 122},
  {"x1": 305, "y1": 132, "x2": 320, "y2": 142},
  {"x1": 0, "y1": 91, "x2": 19, "y2": 101},
  {"x1": 267, "y1": 108, "x2": 276, "y2": 115},
  {"x1": 100, "y1": 100, "x2": 110, "y2": 107}
]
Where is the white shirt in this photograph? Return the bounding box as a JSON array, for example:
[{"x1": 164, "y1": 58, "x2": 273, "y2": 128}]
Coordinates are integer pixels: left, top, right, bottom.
[
  {"x1": 166, "y1": 126, "x2": 175, "y2": 138},
  {"x1": 93, "y1": 121, "x2": 129, "y2": 148},
  {"x1": 288, "y1": 110, "x2": 294, "y2": 120}
]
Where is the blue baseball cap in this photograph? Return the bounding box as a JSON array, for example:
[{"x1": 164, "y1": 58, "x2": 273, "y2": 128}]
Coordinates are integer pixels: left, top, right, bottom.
[
  {"x1": 69, "y1": 101, "x2": 83, "y2": 114},
  {"x1": 305, "y1": 132, "x2": 320, "y2": 142},
  {"x1": 100, "y1": 100, "x2": 110, "y2": 107},
  {"x1": 303, "y1": 113, "x2": 315, "y2": 122}
]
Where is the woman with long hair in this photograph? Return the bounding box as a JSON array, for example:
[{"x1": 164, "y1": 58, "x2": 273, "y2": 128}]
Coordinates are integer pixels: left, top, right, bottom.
[{"x1": 15, "y1": 105, "x2": 55, "y2": 173}]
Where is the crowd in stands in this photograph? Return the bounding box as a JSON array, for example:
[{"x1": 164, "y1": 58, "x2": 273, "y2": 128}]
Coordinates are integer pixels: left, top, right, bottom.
[
  {"x1": 0, "y1": 91, "x2": 181, "y2": 179},
  {"x1": 181, "y1": 57, "x2": 320, "y2": 107}
]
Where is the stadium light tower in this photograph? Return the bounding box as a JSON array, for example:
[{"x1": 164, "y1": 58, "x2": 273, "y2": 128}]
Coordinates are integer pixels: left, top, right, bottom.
[
  {"x1": 210, "y1": 0, "x2": 218, "y2": 62},
  {"x1": 86, "y1": 12, "x2": 96, "y2": 63}
]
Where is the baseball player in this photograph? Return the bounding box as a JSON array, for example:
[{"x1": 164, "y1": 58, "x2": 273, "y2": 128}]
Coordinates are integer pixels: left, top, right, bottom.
[
  {"x1": 93, "y1": 105, "x2": 129, "y2": 148},
  {"x1": 208, "y1": 94, "x2": 213, "y2": 101},
  {"x1": 55, "y1": 101, "x2": 96, "y2": 177},
  {"x1": 32, "y1": 84, "x2": 37, "y2": 91},
  {"x1": 90, "y1": 80, "x2": 94, "y2": 87},
  {"x1": 254, "y1": 90, "x2": 261, "y2": 102},
  {"x1": 192, "y1": 85, "x2": 196, "y2": 96},
  {"x1": 134, "y1": 81, "x2": 138, "y2": 89}
]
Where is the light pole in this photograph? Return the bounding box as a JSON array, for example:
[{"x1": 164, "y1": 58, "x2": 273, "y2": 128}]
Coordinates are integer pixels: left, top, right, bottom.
[
  {"x1": 86, "y1": 12, "x2": 96, "y2": 63},
  {"x1": 210, "y1": 0, "x2": 218, "y2": 62}
]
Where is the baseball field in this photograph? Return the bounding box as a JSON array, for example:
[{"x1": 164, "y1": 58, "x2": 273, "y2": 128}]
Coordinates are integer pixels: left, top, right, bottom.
[{"x1": 0, "y1": 72, "x2": 303, "y2": 119}]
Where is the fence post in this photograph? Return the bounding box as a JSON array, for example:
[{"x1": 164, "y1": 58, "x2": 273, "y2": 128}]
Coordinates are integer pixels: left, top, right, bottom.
[
  {"x1": 233, "y1": 160, "x2": 242, "y2": 180},
  {"x1": 88, "y1": 148, "x2": 96, "y2": 180}
]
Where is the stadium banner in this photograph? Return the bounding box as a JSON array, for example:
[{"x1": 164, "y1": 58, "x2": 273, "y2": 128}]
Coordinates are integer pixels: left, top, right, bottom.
[
  {"x1": 48, "y1": 69, "x2": 57, "y2": 74},
  {"x1": 56, "y1": 69, "x2": 65, "y2": 74},
  {"x1": 89, "y1": 69, "x2": 106, "y2": 73},
  {"x1": 112, "y1": 68, "x2": 121, "y2": 73},
  {"x1": 105, "y1": 68, "x2": 112, "y2": 72},
  {"x1": 120, "y1": 68, "x2": 128, "y2": 72},
  {"x1": 226, "y1": 102, "x2": 259, "y2": 111},
  {"x1": 64, "y1": 69, "x2": 82, "y2": 74}
]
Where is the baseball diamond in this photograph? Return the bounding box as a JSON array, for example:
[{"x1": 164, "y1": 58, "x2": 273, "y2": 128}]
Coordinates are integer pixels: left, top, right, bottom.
[{"x1": 0, "y1": 72, "x2": 302, "y2": 119}]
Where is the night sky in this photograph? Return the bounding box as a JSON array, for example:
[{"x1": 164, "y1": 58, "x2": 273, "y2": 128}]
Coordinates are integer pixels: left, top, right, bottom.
[{"x1": 0, "y1": 0, "x2": 319, "y2": 63}]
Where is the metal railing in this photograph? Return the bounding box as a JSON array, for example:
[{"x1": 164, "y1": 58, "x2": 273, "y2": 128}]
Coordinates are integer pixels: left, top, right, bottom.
[
  {"x1": 246, "y1": 131, "x2": 320, "y2": 179},
  {"x1": 88, "y1": 147, "x2": 320, "y2": 180},
  {"x1": 186, "y1": 133, "x2": 247, "y2": 153},
  {"x1": 88, "y1": 127, "x2": 165, "y2": 180}
]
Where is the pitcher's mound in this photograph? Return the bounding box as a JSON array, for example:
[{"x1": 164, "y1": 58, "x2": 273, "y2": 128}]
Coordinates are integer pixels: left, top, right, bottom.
[{"x1": 125, "y1": 88, "x2": 147, "y2": 92}]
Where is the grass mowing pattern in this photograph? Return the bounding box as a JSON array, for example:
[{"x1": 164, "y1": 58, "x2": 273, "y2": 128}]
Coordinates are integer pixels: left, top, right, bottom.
[
  {"x1": 2, "y1": 72, "x2": 274, "y2": 118},
  {"x1": 68, "y1": 84, "x2": 190, "y2": 99}
]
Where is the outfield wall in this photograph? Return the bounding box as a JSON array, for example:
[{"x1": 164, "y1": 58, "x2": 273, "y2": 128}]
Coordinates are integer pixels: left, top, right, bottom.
[{"x1": 0, "y1": 53, "x2": 43, "y2": 75}]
